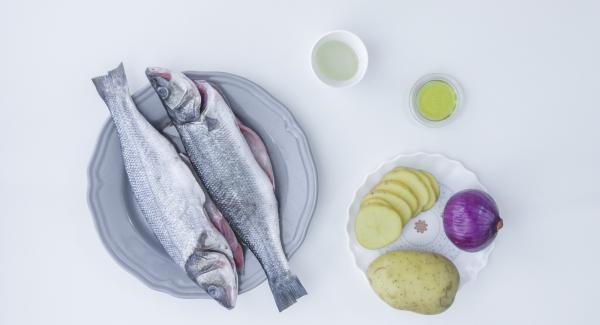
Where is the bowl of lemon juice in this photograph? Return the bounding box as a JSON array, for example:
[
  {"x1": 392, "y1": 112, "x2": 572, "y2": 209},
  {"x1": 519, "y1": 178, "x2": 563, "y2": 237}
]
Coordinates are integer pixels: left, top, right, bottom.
[{"x1": 311, "y1": 30, "x2": 368, "y2": 88}]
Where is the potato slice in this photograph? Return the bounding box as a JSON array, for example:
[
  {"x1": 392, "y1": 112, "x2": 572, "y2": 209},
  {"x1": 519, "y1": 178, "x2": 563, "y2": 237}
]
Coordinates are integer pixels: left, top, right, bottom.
[
  {"x1": 421, "y1": 170, "x2": 440, "y2": 198},
  {"x1": 363, "y1": 191, "x2": 412, "y2": 225},
  {"x1": 382, "y1": 168, "x2": 430, "y2": 212},
  {"x1": 360, "y1": 197, "x2": 391, "y2": 209},
  {"x1": 413, "y1": 170, "x2": 436, "y2": 210},
  {"x1": 373, "y1": 181, "x2": 419, "y2": 213},
  {"x1": 355, "y1": 205, "x2": 403, "y2": 249}
]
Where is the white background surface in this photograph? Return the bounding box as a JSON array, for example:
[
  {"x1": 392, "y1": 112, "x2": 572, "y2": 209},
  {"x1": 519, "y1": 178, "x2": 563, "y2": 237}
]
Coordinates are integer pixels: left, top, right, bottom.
[{"x1": 1, "y1": 0, "x2": 599, "y2": 324}]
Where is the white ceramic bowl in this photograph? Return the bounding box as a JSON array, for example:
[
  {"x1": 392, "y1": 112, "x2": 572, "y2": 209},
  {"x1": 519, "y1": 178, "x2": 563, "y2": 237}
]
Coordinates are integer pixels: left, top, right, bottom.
[
  {"x1": 311, "y1": 30, "x2": 368, "y2": 88},
  {"x1": 347, "y1": 152, "x2": 495, "y2": 289}
]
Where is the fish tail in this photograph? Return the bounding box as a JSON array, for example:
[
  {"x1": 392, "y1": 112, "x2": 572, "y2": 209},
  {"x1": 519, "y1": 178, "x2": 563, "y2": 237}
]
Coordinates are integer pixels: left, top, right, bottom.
[
  {"x1": 268, "y1": 272, "x2": 307, "y2": 312},
  {"x1": 92, "y1": 63, "x2": 130, "y2": 103}
]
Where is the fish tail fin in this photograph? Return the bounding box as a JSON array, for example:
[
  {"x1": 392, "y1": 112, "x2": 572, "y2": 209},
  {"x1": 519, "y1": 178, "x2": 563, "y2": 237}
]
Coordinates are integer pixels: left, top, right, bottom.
[
  {"x1": 92, "y1": 63, "x2": 130, "y2": 103},
  {"x1": 268, "y1": 272, "x2": 307, "y2": 312}
]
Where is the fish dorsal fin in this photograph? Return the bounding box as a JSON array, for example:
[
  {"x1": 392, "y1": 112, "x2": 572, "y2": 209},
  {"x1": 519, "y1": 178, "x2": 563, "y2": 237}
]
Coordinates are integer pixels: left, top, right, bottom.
[{"x1": 162, "y1": 122, "x2": 178, "y2": 137}]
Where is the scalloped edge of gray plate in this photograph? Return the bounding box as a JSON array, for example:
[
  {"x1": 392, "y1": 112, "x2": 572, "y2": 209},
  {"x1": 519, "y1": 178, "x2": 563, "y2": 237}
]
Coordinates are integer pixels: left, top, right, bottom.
[{"x1": 87, "y1": 71, "x2": 318, "y2": 298}]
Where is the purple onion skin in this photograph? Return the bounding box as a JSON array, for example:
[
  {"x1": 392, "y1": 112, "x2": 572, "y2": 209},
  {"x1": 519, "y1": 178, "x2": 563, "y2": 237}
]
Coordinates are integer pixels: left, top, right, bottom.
[{"x1": 443, "y1": 189, "x2": 503, "y2": 252}]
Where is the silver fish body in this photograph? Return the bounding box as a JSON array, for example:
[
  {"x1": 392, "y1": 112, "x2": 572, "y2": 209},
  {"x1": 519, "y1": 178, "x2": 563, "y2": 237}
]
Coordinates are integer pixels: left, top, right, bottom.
[
  {"x1": 146, "y1": 68, "x2": 307, "y2": 311},
  {"x1": 92, "y1": 64, "x2": 237, "y2": 308}
]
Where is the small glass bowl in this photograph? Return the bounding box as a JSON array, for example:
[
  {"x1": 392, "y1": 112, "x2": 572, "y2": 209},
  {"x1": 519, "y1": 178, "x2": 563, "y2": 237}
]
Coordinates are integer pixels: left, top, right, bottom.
[{"x1": 409, "y1": 73, "x2": 463, "y2": 127}]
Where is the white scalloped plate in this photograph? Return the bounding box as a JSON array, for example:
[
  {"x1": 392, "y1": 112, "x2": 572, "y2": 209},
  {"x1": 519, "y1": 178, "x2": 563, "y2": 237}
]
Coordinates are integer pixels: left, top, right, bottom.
[{"x1": 347, "y1": 152, "x2": 494, "y2": 288}]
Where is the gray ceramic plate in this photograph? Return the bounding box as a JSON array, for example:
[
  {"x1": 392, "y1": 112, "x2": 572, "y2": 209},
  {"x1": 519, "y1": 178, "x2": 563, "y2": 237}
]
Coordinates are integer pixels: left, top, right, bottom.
[{"x1": 88, "y1": 72, "x2": 318, "y2": 298}]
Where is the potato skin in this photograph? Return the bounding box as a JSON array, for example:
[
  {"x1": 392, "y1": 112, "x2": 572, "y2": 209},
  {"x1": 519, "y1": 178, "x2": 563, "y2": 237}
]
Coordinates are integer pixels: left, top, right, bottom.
[{"x1": 367, "y1": 250, "x2": 459, "y2": 315}]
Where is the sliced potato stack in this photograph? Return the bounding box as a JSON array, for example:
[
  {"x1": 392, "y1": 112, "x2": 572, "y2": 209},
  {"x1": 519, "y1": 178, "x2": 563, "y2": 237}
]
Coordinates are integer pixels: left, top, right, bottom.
[{"x1": 355, "y1": 167, "x2": 440, "y2": 249}]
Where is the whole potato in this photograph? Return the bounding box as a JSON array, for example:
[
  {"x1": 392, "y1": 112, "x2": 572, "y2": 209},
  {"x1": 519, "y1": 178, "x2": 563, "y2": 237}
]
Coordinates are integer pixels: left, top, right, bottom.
[{"x1": 367, "y1": 250, "x2": 459, "y2": 315}]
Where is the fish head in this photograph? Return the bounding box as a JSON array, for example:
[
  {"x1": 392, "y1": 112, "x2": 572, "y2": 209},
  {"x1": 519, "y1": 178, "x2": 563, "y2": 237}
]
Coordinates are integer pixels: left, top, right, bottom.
[
  {"x1": 146, "y1": 67, "x2": 202, "y2": 124},
  {"x1": 185, "y1": 250, "x2": 238, "y2": 309}
]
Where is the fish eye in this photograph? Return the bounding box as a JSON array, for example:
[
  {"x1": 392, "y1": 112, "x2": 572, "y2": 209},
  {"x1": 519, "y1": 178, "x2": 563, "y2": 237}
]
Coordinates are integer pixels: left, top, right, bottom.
[
  {"x1": 157, "y1": 86, "x2": 169, "y2": 99},
  {"x1": 207, "y1": 285, "x2": 218, "y2": 296}
]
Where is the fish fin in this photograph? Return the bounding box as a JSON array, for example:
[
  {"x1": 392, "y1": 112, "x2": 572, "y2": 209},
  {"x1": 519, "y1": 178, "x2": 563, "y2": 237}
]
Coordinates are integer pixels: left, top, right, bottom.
[
  {"x1": 178, "y1": 152, "x2": 192, "y2": 166},
  {"x1": 162, "y1": 122, "x2": 177, "y2": 137},
  {"x1": 92, "y1": 63, "x2": 129, "y2": 102},
  {"x1": 269, "y1": 272, "x2": 307, "y2": 312},
  {"x1": 163, "y1": 123, "x2": 186, "y2": 152},
  {"x1": 235, "y1": 118, "x2": 275, "y2": 188}
]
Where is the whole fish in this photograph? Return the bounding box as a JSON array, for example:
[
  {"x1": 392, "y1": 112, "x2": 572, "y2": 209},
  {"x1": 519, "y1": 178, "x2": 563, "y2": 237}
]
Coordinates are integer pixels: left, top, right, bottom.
[
  {"x1": 146, "y1": 68, "x2": 307, "y2": 311},
  {"x1": 92, "y1": 64, "x2": 237, "y2": 308}
]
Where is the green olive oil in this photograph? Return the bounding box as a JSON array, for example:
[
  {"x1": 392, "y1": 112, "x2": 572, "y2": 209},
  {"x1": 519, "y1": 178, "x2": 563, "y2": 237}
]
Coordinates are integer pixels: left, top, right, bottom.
[{"x1": 416, "y1": 80, "x2": 457, "y2": 121}]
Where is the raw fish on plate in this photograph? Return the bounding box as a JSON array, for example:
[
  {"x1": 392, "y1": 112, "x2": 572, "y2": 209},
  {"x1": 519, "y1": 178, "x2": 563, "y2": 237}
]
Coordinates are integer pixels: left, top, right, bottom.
[
  {"x1": 147, "y1": 68, "x2": 307, "y2": 311},
  {"x1": 92, "y1": 64, "x2": 237, "y2": 309}
]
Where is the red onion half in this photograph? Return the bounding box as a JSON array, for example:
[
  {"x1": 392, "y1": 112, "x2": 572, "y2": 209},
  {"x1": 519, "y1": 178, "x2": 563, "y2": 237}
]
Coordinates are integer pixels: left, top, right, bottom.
[{"x1": 443, "y1": 189, "x2": 503, "y2": 252}]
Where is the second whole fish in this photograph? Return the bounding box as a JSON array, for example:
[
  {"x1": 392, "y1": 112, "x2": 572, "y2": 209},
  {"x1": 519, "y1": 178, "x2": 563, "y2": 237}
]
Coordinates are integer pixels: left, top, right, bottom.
[{"x1": 146, "y1": 68, "x2": 307, "y2": 311}]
